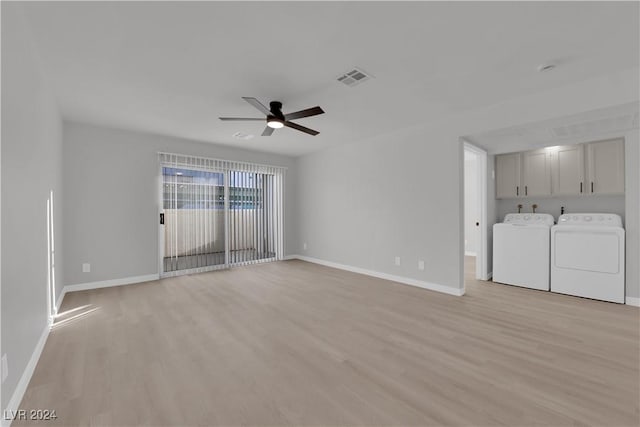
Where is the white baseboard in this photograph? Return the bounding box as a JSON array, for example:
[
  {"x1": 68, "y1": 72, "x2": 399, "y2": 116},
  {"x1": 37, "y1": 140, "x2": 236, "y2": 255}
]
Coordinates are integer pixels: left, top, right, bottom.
[
  {"x1": 64, "y1": 273, "x2": 159, "y2": 293},
  {"x1": 282, "y1": 254, "x2": 297, "y2": 261},
  {"x1": 3, "y1": 323, "x2": 50, "y2": 427},
  {"x1": 626, "y1": 297, "x2": 640, "y2": 307},
  {"x1": 291, "y1": 255, "x2": 464, "y2": 297},
  {"x1": 55, "y1": 274, "x2": 160, "y2": 313},
  {"x1": 55, "y1": 289, "x2": 66, "y2": 314},
  {"x1": 465, "y1": 251, "x2": 477, "y2": 257}
]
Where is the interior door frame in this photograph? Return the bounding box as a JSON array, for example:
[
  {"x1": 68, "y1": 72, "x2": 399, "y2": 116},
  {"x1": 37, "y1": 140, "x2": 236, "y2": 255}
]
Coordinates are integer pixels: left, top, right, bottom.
[{"x1": 463, "y1": 140, "x2": 489, "y2": 282}]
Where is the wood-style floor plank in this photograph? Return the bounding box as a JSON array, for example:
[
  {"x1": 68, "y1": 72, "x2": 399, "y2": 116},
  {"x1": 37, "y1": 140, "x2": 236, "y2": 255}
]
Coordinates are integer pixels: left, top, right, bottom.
[{"x1": 14, "y1": 258, "x2": 640, "y2": 426}]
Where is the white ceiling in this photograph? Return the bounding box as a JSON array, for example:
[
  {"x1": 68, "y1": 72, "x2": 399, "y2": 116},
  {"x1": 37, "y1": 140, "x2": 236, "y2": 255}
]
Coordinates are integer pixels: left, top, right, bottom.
[
  {"x1": 465, "y1": 102, "x2": 640, "y2": 154},
  {"x1": 18, "y1": 1, "x2": 639, "y2": 156}
]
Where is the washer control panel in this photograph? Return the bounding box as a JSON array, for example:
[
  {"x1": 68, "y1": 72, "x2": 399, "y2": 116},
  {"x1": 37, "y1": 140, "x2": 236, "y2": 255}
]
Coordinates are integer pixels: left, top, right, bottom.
[
  {"x1": 503, "y1": 213, "x2": 554, "y2": 226},
  {"x1": 557, "y1": 213, "x2": 622, "y2": 227}
]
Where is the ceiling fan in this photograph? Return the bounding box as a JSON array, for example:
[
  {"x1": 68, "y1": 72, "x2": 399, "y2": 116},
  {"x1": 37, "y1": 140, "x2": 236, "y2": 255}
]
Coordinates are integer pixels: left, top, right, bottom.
[{"x1": 220, "y1": 97, "x2": 324, "y2": 136}]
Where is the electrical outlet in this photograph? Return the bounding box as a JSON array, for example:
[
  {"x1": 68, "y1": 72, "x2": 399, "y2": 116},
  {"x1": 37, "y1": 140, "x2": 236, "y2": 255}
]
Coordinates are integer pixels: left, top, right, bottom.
[
  {"x1": 418, "y1": 260, "x2": 425, "y2": 271},
  {"x1": 82, "y1": 263, "x2": 91, "y2": 273},
  {"x1": 2, "y1": 354, "x2": 8, "y2": 383},
  {"x1": 394, "y1": 256, "x2": 401, "y2": 266},
  {"x1": 303, "y1": 242, "x2": 307, "y2": 251}
]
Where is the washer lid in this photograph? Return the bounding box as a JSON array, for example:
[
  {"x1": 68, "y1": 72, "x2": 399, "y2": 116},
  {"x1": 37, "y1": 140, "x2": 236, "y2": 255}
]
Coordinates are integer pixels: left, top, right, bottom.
[
  {"x1": 557, "y1": 213, "x2": 622, "y2": 227},
  {"x1": 503, "y1": 213, "x2": 554, "y2": 226}
]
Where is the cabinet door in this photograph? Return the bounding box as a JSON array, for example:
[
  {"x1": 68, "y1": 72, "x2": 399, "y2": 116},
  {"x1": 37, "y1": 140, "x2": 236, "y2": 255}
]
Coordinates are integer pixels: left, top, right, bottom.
[
  {"x1": 522, "y1": 149, "x2": 551, "y2": 196},
  {"x1": 587, "y1": 139, "x2": 625, "y2": 195},
  {"x1": 551, "y1": 144, "x2": 584, "y2": 196},
  {"x1": 495, "y1": 153, "x2": 521, "y2": 199}
]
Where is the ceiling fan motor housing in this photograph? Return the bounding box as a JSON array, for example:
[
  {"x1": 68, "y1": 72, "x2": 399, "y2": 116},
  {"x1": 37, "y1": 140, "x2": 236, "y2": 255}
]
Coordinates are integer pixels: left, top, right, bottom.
[{"x1": 269, "y1": 101, "x2": 285, "y2": 119}]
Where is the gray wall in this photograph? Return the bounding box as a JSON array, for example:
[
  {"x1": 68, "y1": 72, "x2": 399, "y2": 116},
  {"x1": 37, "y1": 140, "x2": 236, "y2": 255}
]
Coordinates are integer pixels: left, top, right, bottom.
[
  {"x1": 62, "y1": 122, "x2": 296, "y2": 286},
  {"x1": 1, "y1": 3, "x2": 64, "y2": 411},
  {"x1": 296, "y1": 125, "x2": 464, "y2": 291}
]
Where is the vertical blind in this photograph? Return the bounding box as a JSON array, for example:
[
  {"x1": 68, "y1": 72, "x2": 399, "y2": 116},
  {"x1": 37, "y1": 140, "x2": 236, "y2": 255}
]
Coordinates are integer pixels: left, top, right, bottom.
[{"x1": 159, "y1": 152, "x2": 285, "y2": 277}]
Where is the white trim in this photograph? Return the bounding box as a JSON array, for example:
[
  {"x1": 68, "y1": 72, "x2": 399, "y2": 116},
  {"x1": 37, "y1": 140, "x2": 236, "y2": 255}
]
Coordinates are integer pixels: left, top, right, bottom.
[
  {"x1": 3, "y1": 324, "x2": 50, "y2": 427},
  {"x1": 55, "y1": 289, "x2": 66, "y2": 314},
  {"x1": 463, "y1": 140, "x2": 489, "y2": 283},
  {"x1": 63, "y1": 274, "x2": 159, "y2": 294},
  {"x1": 486, "y1": 272, "x2": 493, "y2": 280},
  {"x1": 626, "y1": 297, "x2": 640, "y2": 307},
  {"x1": 282, "y1": 254, "x2": 297, "y2": 261},
  {"x1": 464, "y1": 251, "x2": 477, "y2": 257},
  {"x1": 291, "y1": 255, "x2": 464, "y2": 297}
]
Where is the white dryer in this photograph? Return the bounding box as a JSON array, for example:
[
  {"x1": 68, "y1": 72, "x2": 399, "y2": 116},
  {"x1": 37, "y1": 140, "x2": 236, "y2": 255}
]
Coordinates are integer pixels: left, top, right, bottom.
[
  {"x1": 493, "y1": 213, "x2": 555, "y2": 291},
  {"x1": 551, "y1": 213, "x2": 625, "y2": 303}
]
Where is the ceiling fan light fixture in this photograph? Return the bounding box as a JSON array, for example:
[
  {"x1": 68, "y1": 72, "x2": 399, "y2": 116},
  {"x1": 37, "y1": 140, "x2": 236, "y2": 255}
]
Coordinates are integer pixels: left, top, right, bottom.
[
  {"x1": 267, "y1": 117, "x2": 284, "y2": 129},
  {"x1": 221, "y1": 98, "x2": 323, "y2": 136}
]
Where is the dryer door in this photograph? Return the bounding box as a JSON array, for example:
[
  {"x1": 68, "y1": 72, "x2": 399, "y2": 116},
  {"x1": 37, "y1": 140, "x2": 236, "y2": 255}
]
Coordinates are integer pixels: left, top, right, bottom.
[
  {"x1": 551, "y1": 226, "x2": 625, "y2": 303},
  {"x1": 554, "y1": 229, "x2": 621, "y2": 274}
]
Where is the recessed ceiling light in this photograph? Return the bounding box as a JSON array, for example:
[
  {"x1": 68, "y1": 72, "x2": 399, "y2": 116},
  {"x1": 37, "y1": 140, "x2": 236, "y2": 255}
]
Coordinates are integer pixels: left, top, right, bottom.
[
  {"x1": 537, "y1": 63, "x2": 556, "y2": 73},
  {"x1": 176, "y1": 172, "x2": 183, "y2": 175}
]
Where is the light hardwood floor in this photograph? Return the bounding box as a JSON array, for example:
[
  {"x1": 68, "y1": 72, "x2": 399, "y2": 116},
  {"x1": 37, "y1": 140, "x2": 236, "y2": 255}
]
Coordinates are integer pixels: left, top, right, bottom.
[{"x1": 15, "y1": 259, "x2": 639, "y2": 426}]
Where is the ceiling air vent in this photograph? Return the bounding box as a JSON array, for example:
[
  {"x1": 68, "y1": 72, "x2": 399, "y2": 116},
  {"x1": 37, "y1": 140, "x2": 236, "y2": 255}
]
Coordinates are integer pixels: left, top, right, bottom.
[{"x1": 337, "y1": 67, "x2": 372, "y2": 87}]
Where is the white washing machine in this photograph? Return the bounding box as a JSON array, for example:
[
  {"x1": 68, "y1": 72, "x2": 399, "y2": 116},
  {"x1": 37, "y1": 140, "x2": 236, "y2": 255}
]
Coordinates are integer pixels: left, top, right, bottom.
[
  {"x1": 493, "y1": 213, "x2": 555, "y2": 291},
  {"x1": 551, "y1": 213, "x2": 625, "y2": 303}
]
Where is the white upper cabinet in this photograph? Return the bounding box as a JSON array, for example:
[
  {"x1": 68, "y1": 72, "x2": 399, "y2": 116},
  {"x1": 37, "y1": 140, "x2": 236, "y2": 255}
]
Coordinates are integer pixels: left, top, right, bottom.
[
  {"x1": 522, "y1": 149, "x2": 551, "y2": 197},
  {"x1": 586, "y1": 139, "x2": 625, "y2": 195},
  {"x1": 495, "y1": 153, "x2": 521, "y2": 198},
  {"x1": 495, "y1": 139, "x2": 625, "y2": 199},
  {"x1": 551, "y1": 144, "x2": 585, "y2": 196}
]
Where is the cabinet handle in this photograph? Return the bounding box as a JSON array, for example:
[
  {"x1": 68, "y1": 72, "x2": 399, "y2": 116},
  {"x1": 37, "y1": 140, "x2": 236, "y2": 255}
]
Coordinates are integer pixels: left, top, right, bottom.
[
  {"x1": 525, "y1": 186, "x2": 528, "y2": 196},
  {"x1": 591, "y1": 182, "x2": 594, "y2": 193},
  {"x1": 516, "y1": 186, "x2": 519, "y2": 196},
  {"x1": 580, "y1": 182, "x2": 583, "y2": 193}
]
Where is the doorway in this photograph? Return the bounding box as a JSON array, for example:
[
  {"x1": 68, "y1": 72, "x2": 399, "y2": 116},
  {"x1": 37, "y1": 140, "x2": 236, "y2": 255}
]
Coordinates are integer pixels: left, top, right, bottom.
[{"x1": 463, "y1": 142, "x2": 488, "y2": 285}]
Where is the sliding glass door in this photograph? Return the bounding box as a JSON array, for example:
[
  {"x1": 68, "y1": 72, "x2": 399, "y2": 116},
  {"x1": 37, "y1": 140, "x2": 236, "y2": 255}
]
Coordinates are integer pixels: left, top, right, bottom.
[
  {"x1": 228, "y1": 171, "x2": 278, "y2": 264},
  {"x1": 162, "y1": 167, "x2": 226, "y2": 275},
  {"x1": 159, "y1": 153, "x2": 284, "y2": 278}
]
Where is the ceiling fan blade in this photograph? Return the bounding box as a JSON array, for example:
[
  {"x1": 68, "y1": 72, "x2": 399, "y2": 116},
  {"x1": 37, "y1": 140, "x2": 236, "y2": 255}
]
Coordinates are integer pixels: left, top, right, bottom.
[
  {"x1": 261, "y1": 126, "x2": 275, "y2": 136},
  {"x1": 284, "y1": 106, "x2": 325, "y2": 121},
  {"x1": 242, "y1": 97, "x2": 271, "y2": 116},
  {"x1": 284, "y1": 121, "x2": 319, "y2": 136},
  {"x1": 219, "y1": 117, "x2": 265, "y2": 121}
]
